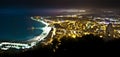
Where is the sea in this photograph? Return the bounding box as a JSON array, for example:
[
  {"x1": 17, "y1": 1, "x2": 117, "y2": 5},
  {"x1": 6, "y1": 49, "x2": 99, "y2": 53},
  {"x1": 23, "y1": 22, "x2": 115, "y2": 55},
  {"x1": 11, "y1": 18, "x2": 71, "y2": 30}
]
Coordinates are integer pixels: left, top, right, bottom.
[{"x1": 0, "y1": 15, "x2": 45, "y2": 41}]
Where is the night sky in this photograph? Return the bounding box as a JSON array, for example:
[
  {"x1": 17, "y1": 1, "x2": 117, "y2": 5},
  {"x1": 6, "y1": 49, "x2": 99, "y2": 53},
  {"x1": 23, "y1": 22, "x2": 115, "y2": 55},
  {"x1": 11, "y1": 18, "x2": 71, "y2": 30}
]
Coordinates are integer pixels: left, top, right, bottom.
[
  {"x1": 0, "y1": 0, "x2": 120, "y2": 15},
  {"x1": 0, "y1": 0, "x2": 119, "y2": 15},
  {"x1": 0, "y1": 0, "x2": 120, "y2": 9}
]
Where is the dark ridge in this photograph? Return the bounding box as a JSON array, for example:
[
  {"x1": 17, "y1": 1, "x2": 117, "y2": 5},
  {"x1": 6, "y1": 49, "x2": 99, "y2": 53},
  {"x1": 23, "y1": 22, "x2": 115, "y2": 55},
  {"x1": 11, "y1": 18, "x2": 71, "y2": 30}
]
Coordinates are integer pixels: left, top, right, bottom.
[{"x1": 1, "y1": 34, "x2": 120, "y2": 57}]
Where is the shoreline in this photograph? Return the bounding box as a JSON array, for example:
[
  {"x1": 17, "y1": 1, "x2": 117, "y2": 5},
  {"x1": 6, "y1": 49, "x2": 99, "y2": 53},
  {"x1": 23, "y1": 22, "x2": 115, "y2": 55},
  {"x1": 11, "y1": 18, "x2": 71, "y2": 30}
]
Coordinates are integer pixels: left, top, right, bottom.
[{"x1": 0, "y1": 17, "x2": 52, "y2": 50}]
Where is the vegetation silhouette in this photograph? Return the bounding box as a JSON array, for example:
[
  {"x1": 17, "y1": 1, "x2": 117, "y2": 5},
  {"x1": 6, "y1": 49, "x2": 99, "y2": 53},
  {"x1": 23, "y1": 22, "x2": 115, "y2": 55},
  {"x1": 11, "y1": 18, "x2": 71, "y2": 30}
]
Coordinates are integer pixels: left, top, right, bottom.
[{"x1": 1, "y1": 34, "x2": 120, "y2": 57}]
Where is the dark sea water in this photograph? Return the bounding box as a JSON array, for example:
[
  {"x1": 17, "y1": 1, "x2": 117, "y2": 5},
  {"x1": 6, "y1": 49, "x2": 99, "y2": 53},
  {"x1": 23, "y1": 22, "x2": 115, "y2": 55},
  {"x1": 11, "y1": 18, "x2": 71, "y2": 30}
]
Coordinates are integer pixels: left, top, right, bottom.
[{"x1": 0, "y1": 15, "x2": 45, "y2": 41}]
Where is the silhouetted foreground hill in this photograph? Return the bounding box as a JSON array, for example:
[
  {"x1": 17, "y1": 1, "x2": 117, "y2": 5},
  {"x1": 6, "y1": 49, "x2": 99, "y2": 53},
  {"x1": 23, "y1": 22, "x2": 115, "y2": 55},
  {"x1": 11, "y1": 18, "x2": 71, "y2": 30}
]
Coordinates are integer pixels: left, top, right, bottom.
[{"x1": 1, "y1": 34, "x2": 120, "y2": 57}]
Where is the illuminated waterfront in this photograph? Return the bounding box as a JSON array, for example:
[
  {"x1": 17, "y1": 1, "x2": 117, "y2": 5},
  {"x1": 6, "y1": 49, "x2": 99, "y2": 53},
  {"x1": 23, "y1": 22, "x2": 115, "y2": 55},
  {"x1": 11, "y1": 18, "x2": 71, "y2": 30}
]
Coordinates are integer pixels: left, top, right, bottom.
[
  {"x1": 0, "y1": 16, "x2": 52, "y2": 50},
  {"x1": 1, "y1": 9, "x2": 120, "y2": 51}
]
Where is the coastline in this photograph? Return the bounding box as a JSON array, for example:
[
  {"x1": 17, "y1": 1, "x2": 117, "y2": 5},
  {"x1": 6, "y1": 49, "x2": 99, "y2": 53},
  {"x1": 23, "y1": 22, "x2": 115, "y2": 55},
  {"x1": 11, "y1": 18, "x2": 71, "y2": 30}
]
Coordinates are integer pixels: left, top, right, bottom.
[{"x1": 0, "y1": 17, "x2": 52, "y2": 50}]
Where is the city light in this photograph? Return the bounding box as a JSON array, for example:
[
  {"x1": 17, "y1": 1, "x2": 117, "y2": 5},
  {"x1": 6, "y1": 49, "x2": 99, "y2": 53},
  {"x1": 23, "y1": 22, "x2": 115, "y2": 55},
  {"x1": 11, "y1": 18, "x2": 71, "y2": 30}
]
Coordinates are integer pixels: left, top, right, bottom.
[{"x1": 1, "y1": 9, "x2": 120, "y2": 51}]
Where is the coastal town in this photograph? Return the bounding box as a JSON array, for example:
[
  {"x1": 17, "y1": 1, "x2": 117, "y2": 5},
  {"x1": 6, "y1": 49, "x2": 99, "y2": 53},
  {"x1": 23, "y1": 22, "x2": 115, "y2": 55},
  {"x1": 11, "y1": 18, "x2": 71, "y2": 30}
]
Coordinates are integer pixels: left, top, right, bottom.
[{"x1": 1, "y1": 9, "x2": 120, "y2": 51}]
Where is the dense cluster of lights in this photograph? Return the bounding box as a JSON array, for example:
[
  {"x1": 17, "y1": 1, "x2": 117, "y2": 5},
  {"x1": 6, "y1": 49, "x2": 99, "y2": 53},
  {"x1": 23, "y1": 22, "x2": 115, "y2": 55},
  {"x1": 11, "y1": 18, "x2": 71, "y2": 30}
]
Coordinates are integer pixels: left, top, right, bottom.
[{"x1": 1, "y1": 14, "x2": 120, "y2": 51}]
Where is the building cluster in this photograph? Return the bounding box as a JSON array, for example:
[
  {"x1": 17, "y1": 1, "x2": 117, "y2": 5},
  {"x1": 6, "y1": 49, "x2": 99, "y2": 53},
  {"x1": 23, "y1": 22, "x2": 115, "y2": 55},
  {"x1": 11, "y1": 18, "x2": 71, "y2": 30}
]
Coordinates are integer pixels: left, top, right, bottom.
[
  {"x1": 1, "y1": 9, "x2": 120, "y2": 51},
  {"x1": 43, "y1": 13, "x2": 120, "y2": 42}
]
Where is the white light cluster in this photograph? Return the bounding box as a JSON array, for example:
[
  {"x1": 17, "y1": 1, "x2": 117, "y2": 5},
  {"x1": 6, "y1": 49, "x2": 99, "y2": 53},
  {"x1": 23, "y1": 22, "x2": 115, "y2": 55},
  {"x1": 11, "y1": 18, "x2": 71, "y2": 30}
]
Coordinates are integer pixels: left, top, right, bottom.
[{"x1": 0, "y1": 42, "x2": 30, "y2": 50}]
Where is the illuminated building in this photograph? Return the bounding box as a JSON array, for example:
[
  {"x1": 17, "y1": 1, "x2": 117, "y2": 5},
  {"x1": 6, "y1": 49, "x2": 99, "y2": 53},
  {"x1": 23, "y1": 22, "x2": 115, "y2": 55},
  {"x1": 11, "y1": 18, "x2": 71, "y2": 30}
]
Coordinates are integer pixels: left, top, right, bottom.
[{"x1": 106, "y1": 23, "x2": 114, "y2": 37}]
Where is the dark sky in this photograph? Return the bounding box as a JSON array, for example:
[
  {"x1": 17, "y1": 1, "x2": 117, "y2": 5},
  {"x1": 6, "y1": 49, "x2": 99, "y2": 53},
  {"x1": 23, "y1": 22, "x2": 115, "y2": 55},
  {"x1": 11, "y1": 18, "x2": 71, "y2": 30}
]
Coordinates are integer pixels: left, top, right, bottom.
[
  {"x1": 0, "y1": 0, "x2": 120, "y2": 9},
  {"x1": 0, "y1": 0, "x2": 120, "y2": 15}
]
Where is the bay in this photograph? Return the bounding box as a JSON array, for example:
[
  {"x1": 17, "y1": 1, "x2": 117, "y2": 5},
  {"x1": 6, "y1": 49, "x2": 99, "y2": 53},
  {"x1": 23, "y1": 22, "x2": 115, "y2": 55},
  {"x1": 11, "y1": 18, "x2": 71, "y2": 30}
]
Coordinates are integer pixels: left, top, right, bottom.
[{"x1": 0, "y1": 15, "x2": 45, "y2": 41}]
